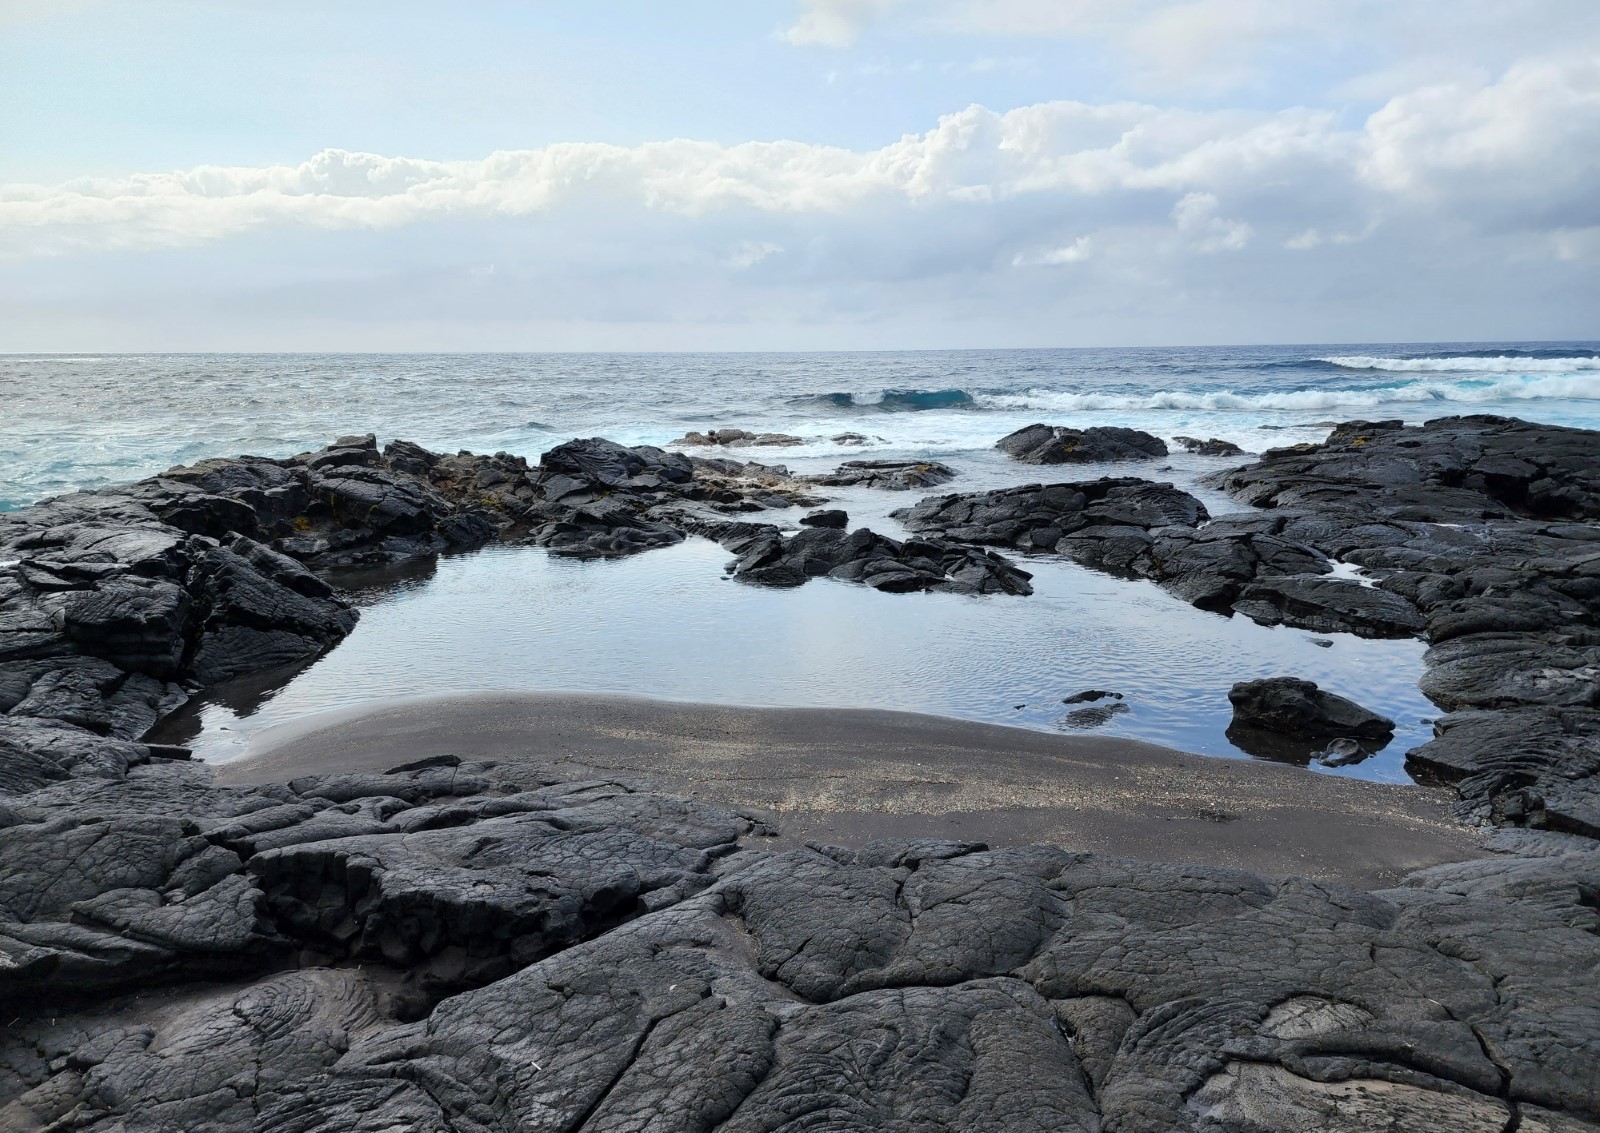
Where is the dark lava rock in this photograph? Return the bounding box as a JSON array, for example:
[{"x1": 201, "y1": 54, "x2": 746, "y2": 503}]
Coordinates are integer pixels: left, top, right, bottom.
[
  {"x1": 1216, "y1": 415, "x2": 1600, "y2": 521},
  {"x1": 4, "y1": 782, "x2": 1599, "y2": 1132},
  {"x1": 799, "y1": 508, "x2": 848, "y2": 529},
  {"x1": 895, "y1": 477, "x2": 1208, "y2": 553},
  {"x1": 671, "y1": 428, "x2": 804, "y2": 447},
  {"x1": 5, "y1": 417, "x2": 1600, "y2": 1130},
  {"x1": 805, "y1": 459, "x2": 957, "y2": 490},
  {"x1": 1230, "y1": 677, "x2": 1395, "y2": 741},
  {"x1": 519, "y1": 440, "x2": 823, "y2": 557},
  {"x1": 1174, "y1": 435, "x2": 1246, "y2": 457},
  {"x1": 723, "y1": 526, "x2": 1033, "y2": 596},
  {"x1": 1232, "y1": 573, "x2": 1428, "y2": 639},
  {"x1": 1063, "y1": 689, "x2": 1122, "y2": 704},
  {"x1": 997, "y1": 424, "x2": 1168, "y2": 464},
  {"x1": 0, "y1": 479, "x2": 360, "y2": 740}
]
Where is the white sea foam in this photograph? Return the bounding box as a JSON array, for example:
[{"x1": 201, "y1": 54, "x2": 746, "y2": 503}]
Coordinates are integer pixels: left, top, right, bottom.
[
  {"x1": 1322, "y1": 354, "x2": 1600, "y2": 373},
  {"x1": 975, "y1": 373, "x2": 1600, "y2": 414}
]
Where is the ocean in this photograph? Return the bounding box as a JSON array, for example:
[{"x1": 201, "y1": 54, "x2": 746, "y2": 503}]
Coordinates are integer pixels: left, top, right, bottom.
[{"x1": 5, "y1": 342, "x2": 1598, "y2": 781}]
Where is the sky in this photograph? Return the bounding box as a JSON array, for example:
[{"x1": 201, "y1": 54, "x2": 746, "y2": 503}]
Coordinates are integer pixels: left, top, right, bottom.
[{"x1": 0, "y1": 0, "x2": 1597, "y2": 351}]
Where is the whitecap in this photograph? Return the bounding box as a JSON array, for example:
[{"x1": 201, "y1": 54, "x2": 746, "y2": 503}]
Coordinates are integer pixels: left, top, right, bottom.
[{"x1": 1321, "y1": 354, "x2": 1600, "y2": 373}]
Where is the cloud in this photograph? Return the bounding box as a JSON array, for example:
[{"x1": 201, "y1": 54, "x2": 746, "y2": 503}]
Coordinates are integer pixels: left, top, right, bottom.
[
  {"x1": 2, "y1": 45, "x2": 1597, "y2": 348},
  {"x1": 1013, "y1": 236, "x2": 1092, "y2": 266},
  {"x1": 1172, "y1": 192, "x2": 1250, "y2": 252},
  {"x1": 785, "y1": 0, "x2": 903, "y2": 47},
  {"x1": 3, "y1": 50, "x2": 1594, "y2": 264},
  {"x1": 787, "y1": 0, "x2": 1600, "y2": 94}
]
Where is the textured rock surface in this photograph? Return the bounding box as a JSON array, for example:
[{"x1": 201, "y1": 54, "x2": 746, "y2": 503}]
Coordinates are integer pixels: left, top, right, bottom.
[
  {"x1": 998, "y1": 423, "x2": 1169, "y2": 464},
  {"x1": 1174, "y1": 435, "x2": 1247, "y2": 457},
  {"x1": 2, "y1": 750, "x2": 1597, "y2": 1132},
  {"x1": 3, "y1": 415, "x2": 1600, "y2": 1129},
  {"x1": 722, "y1": 525, "x2": 1034, "y2": 595},
  {"x1": 671, "y1": 428, "x2": 805, "y2": 447},
  {"x1": 1226, "y1": 677, "x2": 1397, "y2": 765},
  {"x1": 803, "y1": 458, "x2": 958, "y2": 490}
]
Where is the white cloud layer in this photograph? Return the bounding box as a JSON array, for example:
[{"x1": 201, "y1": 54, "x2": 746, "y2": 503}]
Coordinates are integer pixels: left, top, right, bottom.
[
  {"x1": 4, "y1": 49, "x2": 1595, "y2": 263},
  {"x1": 2, "y1": 22, "x2": 1597, "y2": 349}
]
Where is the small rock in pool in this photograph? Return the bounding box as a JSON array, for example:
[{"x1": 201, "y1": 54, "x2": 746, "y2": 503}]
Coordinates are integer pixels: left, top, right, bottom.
[
  {"x1": 1228, "y1": 677, "x2": 1394, "y2": 740},
  {"x1": 1314, "y1": 737, "x2": 1372, "y2": 767},
  {"x1": 1063, "y1": 689, "x2": 1123, "y2": 704},
  {"x1": 1063, "y1": 701, "x2": 1130, "y2": 728},
  {"x1": 800, "y1": 509, "x2": 849, "y2": 529},
  {"x1": 1310, "y1": 638, "x2": 1334, "y2": 648}
]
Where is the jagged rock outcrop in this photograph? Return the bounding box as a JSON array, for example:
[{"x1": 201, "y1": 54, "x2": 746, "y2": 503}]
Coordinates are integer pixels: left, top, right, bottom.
[
  {"x1": 722, "y1": 525, "x2": 1034, "y2": 595},
  {"x1": 1, "y1": 502, "x2": 358, "y2": 741},
  {"x1": 1174, "y1": 435, "x2": 1246, "y2": 456},
  {"x1": 518, "y1": 439, "x2": 825, "y2": 557},
  {"x1": 804, "y1": 458, "x2": 958, "y2": 490},
  {"x1": 671, "y1": 428, "x2": 805, "y2": 447},
  {"x1": 799, "y1": 508, "x2": 848, "y2": 528},
  {"x1": 1205, "y1": 417, "x2": 1600, "y2": 832},
  {"x1": 997, "y1": 424, "x2": 1169, "y2": 464}
]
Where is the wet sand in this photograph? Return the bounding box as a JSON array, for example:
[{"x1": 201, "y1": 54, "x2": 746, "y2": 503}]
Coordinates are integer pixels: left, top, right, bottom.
[{"x1": 220, "y1": 691, "x2": 1483, "y2": 889}]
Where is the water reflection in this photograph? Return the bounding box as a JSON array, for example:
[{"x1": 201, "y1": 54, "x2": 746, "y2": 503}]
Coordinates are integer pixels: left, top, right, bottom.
[{"x1": 173, "y1": 535, "x2": 1438, "y2": 784}]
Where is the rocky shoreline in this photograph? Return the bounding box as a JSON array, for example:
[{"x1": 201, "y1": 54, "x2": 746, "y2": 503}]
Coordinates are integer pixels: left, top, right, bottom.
[{"x1": 2, "y1": 415, "x2": 1598, "y2": 1131}]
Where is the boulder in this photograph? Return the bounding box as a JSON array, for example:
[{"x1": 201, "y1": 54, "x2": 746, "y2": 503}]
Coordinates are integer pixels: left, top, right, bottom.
[
  {"x1": 799, "y1": 509, "x2": 849, "y2": 529},
  {"x1": 1174, "y1": 435, "x2": 1246, "y2": 456},
  {"x1": 997, "y1": 424, "x2": 1168, "y2": 464},
  {"x1": 723, "y1": 526, "x2": 1034, "y2": 596},
  {"x1": 1229, "y1": 677, "x2": 1395, "y2": 740},
  {"x1": 671, "y1": 428, "x2": 804, "y2": 447},
  {"x1": 805, "y1": 459, "x2": 957, "y2": 490}
]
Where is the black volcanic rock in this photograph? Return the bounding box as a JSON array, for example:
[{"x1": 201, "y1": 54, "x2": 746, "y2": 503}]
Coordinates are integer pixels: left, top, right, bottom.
[
  {"x1": 724, "y1": 526, "x2": 1033, "y2": 596},
  {"x1": 997, "y1": 424, "x2": 1168, "y2": 464},
  {"x1": 799, "y1": 508, "x2": 849, "y2": 528},
  {"x1": 1174, "y1": 435, "x2": 1246, "y2": 456},
  {"x1": 671, "y1": 428, "x2": 804, "y2": 447},
  {"x1": 1229, "y1": 677, "x2": 1395, "y2": 740},
  {"x1": 894, "y1": 478, "x2": 1208, "y2": 552},
  {"x1": 4, "y1": 419, "x2": 1600, "y2": 1130},
  {"x1": 805, "y1": 458, "x2": 957, "y2": 490},
  {"x1": 4, "y1": 792, "x2": 1598, "y2": 1132},
  {"x1": 1214, "y1": 416, "x2": 1600, "y2": 521}
]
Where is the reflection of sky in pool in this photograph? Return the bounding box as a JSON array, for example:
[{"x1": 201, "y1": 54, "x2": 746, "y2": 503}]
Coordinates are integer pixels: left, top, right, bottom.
[{"x1": 161, "y1": 512, "x2": 1438, "y2": 785}]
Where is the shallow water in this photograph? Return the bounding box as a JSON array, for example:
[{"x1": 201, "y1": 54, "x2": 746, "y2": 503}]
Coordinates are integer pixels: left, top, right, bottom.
[{"x1": 157, "y1": 535, "x2": 1437, "y2": 783}]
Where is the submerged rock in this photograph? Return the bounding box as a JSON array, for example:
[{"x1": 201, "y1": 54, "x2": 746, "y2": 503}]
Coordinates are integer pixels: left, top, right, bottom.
[
  {"x1": 1062, "y1": 701, "x2": 1130, "y2": 728},
  {"x1": 997, "y1": 424, "x2": 1168, "y2": 464}
]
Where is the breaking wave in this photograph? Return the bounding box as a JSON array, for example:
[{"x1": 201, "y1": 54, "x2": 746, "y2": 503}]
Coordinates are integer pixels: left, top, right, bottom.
[
  {"x1": 1321, "y1": 353, "x2": 1600, "y2": 373},
  {"x1": 790, "y1": 388, "x2": 977, "y2": 412},
  {"x1": 975, "y1": 373, "x2": 1600, "y2": 413}
]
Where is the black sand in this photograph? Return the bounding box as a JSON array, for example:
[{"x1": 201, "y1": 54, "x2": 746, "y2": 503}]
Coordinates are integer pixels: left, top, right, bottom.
[{"x1": 225, "y1": 691, "x2": 1482, "y2": 888}]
